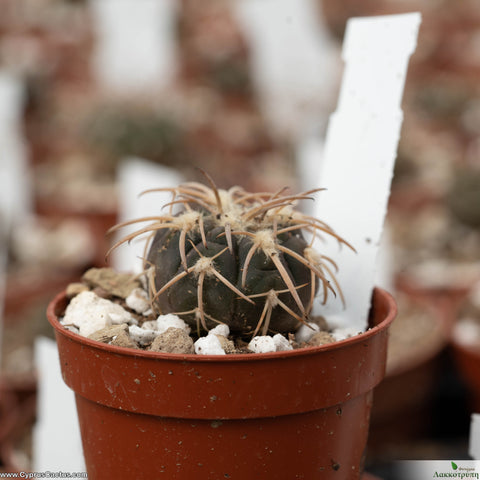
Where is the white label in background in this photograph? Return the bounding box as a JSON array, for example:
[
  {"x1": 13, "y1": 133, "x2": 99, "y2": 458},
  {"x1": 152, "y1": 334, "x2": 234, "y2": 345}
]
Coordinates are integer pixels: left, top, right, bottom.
[
  {"x1": 470, "y1": 414, "x2": 480, "y2": 460},
  {"x1": 0, "y1": 219, "x2": 7, "y2": 370},
  {"x1": 90, "y1": 0, "x2": 178, "y2": 93},
  {"x1": 311, "y1": 13, "x2": 421, "y2": 331},
  {"x1": 33, "y1": 337, "x2": 85, "y2": 473},
  {"x1": 113, "y1": 158, "x2": 183, "y2": 273},
  {"x1": 0, "y1": 72, "x2": 31, "y2": 366},
  {"x1": 233, "y1": 0, "x2": 339, "y2": 138},
  {"x1": 0, "y1": 71, "x2": 32, "y2": 227}
]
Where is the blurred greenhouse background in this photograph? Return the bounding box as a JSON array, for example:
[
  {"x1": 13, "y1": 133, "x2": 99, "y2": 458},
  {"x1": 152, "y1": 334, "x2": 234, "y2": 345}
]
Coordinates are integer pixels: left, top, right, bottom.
[{"x1": 1, "y1": 0, "x2": 480, "y2": 477}]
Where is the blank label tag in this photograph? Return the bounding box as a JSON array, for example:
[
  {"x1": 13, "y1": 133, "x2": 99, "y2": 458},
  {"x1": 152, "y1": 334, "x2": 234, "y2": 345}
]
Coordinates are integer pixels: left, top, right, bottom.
[
  {"x1": 90, "y1": 0, "x2": 177, "y2": 93},
  {"x1": 312, "y1": 13, "x2": 421, "y2": 330}
]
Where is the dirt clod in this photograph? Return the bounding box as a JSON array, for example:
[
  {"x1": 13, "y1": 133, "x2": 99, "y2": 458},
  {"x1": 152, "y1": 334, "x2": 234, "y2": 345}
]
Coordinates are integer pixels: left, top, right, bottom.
[
  {"x1": 82, "y1": 267, "x2": 142, "y2": 299},
  {"x1": 216, "y1": 335, "x2": 237, "y2": 354},
  {"x1": 66, "y1": 282, "x2": 89, "y2": 298},
  {"x1": 306, "y1": 331, "x2": 336, "y2": 347},
  {"x1": 111, "y1": 331, "x2": 139, "y2": 349},
  {"x1": 149, "y1": 328, "x2": 195, "y2": 354},
  {"x1": 88, "y1": 324, "x2": 129, "y2": 343}
]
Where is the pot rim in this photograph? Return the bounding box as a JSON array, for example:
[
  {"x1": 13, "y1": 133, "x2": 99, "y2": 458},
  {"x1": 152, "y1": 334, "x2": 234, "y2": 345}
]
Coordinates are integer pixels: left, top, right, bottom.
[{"x1": 47, "y1": 287, "x2": 397, "y2": 363}]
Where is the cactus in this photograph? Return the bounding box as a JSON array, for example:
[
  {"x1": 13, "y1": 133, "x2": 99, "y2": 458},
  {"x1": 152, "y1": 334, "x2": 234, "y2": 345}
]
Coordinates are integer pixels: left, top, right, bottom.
[
  {"x1": 447, "y1": 167, "x2": 480, "y2": 229},
  {"x1": 109, "y1": 173, "x2": 353, "y2": 337},
  {"x1": 82, "y1": 105, "x2": 187, "y2": 169}
]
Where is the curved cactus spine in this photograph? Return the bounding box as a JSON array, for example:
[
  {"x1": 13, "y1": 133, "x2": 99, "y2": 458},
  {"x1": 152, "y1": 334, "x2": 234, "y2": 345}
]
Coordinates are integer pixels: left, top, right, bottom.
[{"x1": 110, "y1": 174, "x2": 354, "y2": 336}]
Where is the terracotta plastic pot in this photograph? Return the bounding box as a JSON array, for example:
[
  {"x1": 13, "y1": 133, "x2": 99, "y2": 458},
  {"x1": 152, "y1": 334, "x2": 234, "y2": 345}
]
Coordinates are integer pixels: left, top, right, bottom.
[
  {"x1": 369, "y1": 295, "x2": 448, "y2": 449},
  {"x1": 47, "y1": 287, "x2": 396, "y2": 480},
  {"x1": 395, "y1": 274, "x2": 471, "y2": 336},
  {"x1": 369, "y1": 349, "x2": 443, "y2": 448},
  {"x1": 451, "y1": 340, "x2": 480, "y2": 413}
]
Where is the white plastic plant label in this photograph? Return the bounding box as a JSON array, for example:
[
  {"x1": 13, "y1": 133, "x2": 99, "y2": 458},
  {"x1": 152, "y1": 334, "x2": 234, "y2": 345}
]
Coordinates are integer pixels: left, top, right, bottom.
[
  {"x1": 312, "y1": 13, "x2": 421, "y2": 331},
  {"x1": 233, "y1": 0, "x2": 339, "y2": 137},
  {"x1": 0, "y1": 219, "x2": 6, "y2": 368},
  {"x1": 470, "y1": 414, "x2": 480, "y2": 460},
  {"x1": 113, "y1": 158, "x2": 184, "y2": 273},
  {"x1": 0, "y1": 71, "x2": 31, "y2": 228},
  {"x1": 33, "y1": 337, "x2": 85, "y2": 472},
  {"x1": 0, "y1": 71, "x2": 31, "y2": 365},
  {"x1": 90, "y1": 0, "x2": 177, "y2": 93}
]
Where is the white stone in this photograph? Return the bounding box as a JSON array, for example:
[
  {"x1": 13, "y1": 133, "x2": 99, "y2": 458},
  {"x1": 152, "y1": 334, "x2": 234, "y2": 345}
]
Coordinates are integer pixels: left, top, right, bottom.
[
  {"x1": 208, "y1": 324, "x2": 230, "y2": 337},
  {"x1": 62, "y1": 291, "x2": 133, "y2": 338},
  {"x1": 156, "y1": 314, "x2": 191, "y2": 334},
  {"x1": 295, "y1": 322, "x2": 320, "y2": 344},
  {"x1": 331, "y1": 327, "x2": 360, "y2": 342},
  {"x1": 194, "y1": 335, "x2": 226, "y2": 356},
  {"x1": 248, "y1": 336, "x2": 276, "y2": 354},
  {"x1": 128, "y1": 325, "x2": 157, "y2": 346},
  {"x1": 125, "y1": 288, "x2": 150, "y2": 313},
  {"x1": 109, "y1": 313, "x2": 130, "y2": 325},
  {"x1": 273, "y1": 334, "x2": 293, "y2": 352},
  {"x1": 141, "y1": 321, "x2": 158, "y2": 331}
]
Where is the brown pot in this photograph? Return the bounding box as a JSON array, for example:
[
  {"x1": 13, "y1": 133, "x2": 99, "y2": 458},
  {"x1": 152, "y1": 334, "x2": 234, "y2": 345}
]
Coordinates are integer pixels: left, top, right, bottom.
[
  {"x1": 35, "y1": 199, "x2": 118, "y2": 269},
  {"x1": 362, "y1": 474, "x2": 382, "y2": 480},
  {"x1": 369, "y1": 293, "x2": 448, "y2": 449},
  {"x1": 47, "y1": 288, "x2": 396, "y2": 480},
  {"x1": 451, "y1": 340, "x2": 480, "y2": 413},
  {"x1": 369, "y1": 349, "x2": 444, "y2": 448},
  {"x1": 395, "y1": 274, "x2": 471, "y2": 336}
]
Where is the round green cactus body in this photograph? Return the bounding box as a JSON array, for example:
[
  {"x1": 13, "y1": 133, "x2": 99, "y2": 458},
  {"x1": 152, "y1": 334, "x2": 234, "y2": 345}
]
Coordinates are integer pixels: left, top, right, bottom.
[
  {"x1": 147, "y1": 217, "x2": 312, "y2": 333},
  {"x1": 112, "y1": 175, "x2": 351, "y2": 336}
]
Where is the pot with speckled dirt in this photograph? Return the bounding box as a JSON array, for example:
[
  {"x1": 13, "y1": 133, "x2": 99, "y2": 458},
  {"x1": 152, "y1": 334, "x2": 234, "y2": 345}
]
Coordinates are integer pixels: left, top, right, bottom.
[{"x1": 47, "y1": 287, "x2": 395, "y2": 480}]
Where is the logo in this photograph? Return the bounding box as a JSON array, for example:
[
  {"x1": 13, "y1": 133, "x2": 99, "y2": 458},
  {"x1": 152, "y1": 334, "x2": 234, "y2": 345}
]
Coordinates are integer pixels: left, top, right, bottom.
[
  {"x1": 396, "y1": 460, "x2": 480, "y2": 479},
  {"x1": 433, "y1": 461, "x2": 479, "y2": 478}
]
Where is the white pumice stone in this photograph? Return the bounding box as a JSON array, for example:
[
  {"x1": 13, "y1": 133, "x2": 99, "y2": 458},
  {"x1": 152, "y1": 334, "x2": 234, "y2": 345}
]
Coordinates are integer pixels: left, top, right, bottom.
[
  {"x1": 331, "y1": 327, "x2": 360, "y2": 342},
  {"x1": 194, "y1": 335, "x2": 226, "y2": 355},
  {"x1": 248, "y1": 336, "x2": 276, "y2": 354},
  {"x1": 128, "y1": 325, "x2": 157, "y2": 346},
  {"x1": 125, "y1": 288, "x2": 150, "y2": 314},
  {"x1": 141, "y1": 320, "x2": 158, "y2": 330},
  {"x1": 208, "y1": 324, "x2": 230, "y2": 337},
  {"x1": 63, "y1": 325, "x2": 80, "y2": 335},
  {"x1": 273, "y1": 334, "x2": 293, "y2": 351},
  {"x1": 295, "y1": 322, "x2": 320, "y2": 344},
  {"x1": 156, "y1": 314, "x2": 191, "y2": 334},
  {"x1": 109, "y1": 312, "x2": 131, "y2": 325},
  {"x1": 62, "y1": 291, "x2": 133, "y2": 338}
]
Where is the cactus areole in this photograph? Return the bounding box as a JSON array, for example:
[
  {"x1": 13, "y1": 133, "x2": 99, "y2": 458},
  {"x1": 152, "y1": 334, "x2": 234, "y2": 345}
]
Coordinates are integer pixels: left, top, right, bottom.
[{"x1": 110, "y1": 173, "x2": 354, "y2": 336}]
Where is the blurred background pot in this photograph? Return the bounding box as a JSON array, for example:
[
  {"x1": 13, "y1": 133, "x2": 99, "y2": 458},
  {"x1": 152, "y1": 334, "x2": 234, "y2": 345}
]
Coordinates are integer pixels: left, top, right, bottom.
[
  {"x1": 47, "y1": 288, "x2": 396, "y2": 480},
  {"x1": 451, "y1": 341, "x2": 480, "y2": 412}
]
